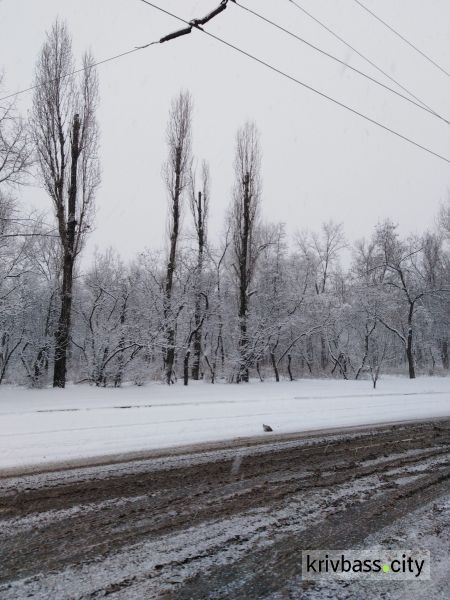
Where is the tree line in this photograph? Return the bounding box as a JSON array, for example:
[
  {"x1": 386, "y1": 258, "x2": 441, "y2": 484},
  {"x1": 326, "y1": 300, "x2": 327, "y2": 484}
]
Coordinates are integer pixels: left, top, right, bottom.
[{"x1": 1, "y1": 21, "x2": 449, "y2": 389}]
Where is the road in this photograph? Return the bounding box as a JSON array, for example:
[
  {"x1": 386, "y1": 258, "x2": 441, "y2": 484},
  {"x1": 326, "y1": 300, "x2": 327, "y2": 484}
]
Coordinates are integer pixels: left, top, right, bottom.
[{"x1": 0, "y1": 418, "x2": 449, "y2": 599}]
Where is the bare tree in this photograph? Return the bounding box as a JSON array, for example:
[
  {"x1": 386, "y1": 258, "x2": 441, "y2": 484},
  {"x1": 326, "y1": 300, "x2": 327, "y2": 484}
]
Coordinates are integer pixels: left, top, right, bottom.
[
  {"x1": 231, "y1": 122, "x2": 261, "y2": 382},
  {"x1": 31, "y1": 20, "x2": 100, "y2": 387},
  {"x1": 438, "y1": 197, "x2": 450, "y2": 238},
  {"x1": 356, "y1": 221, "x2": 449, "y2": 379},
  {"x1": 296, "y1": 221, "x2": 346, "y2": 371},
  {"x1": 0, "y1": 195, "x2": 34, "y2": 384},
  {"x1": 0, "y1": 72, "x2": 33, "y2": 328},
  {"x1": 202, "y1": 227, "x2": 230, "y2": 384},
  {"x1": 0, "y1": 74, "x2": 32, "y2": 188},
  {"x1": 162, "y1": 91, "x2": 192, "y2": 384},
  {"x1": 189, "y1": 161, "x2": 209, "y2": 380},
  {"x1": 297, "y1": 221, "x2": 346, "y2": 295}
]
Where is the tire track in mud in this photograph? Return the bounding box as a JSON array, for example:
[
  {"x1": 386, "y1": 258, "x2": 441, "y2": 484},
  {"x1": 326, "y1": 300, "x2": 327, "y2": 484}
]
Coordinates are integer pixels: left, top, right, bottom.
[
  {"x1": 174, "y1": 472, "x2": 450, "y2": 600},
  {"x1": 0, "y1": 419, "x2": 449, "y2": 597}
]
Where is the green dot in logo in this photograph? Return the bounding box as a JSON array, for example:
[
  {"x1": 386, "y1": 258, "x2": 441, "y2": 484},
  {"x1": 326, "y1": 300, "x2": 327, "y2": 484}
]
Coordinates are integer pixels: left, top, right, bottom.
[{"x1": 383, "y1": 564, "x2": 390, "y2": 573}]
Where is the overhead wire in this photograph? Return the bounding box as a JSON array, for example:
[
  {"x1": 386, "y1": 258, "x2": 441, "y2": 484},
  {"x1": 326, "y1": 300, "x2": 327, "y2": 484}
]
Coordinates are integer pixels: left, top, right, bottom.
[
  {"x1": 0, "y1": 2, "x2": 230, "y2": 104},
  {"x1": 353, "y1": 0, "x2": 450, "y2": 77},
  {"x1": 234, "y1": 1, "x2": 448, "y2": 124},
  {"x1": 0, "y1": 45, "x2": 163, "y2": 103},
  {"x1": 286, "y1": 0, "x2": 444, "y2": 119},
  {"x1": 0, "y1": 10, "x2": 228, "y2": 106},
  {"x1": 138, "y1": 0, "x2": 450, "y2": 164},
  {"x1": 3, "y1": 0, "x2": 448, "y2": 163}
]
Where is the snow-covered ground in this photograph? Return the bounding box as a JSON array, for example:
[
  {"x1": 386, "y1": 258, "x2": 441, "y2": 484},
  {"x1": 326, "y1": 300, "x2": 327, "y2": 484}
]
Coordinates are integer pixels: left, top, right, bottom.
[{"x1": 0, "y1": 377, "x2": 449, "y2": 472}]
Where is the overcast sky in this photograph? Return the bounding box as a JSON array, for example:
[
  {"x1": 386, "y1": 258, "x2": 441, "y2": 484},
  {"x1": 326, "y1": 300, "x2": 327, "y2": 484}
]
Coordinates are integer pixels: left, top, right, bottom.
[{"x1": 1, "y1": 0, "x2": 449, "y2": 261}]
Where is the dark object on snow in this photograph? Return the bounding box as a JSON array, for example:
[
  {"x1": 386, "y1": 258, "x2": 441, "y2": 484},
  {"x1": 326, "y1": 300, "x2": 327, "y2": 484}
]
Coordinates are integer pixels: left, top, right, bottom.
[{"x1": 263, "y1": 424, "x2": 273, "y2": 432}]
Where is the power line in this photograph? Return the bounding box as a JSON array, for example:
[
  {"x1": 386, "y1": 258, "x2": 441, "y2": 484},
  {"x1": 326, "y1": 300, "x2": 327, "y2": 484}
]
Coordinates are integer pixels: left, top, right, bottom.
[
  {"x1": 234, "y1": 1, "x2": 448, "y2": 124},
  {"x1": 0, "y1": 45, "x2": 159, "y2": 104},
  {"x1": 353, "y1": 0, "x2": 450, "y2": 77},
  {"x1": 0, "y1": 2, "x2": 230, "y2": 104},
  {"x1": 286, "y1": 0, "x2": 444, "y2": 120},
  {"x1": 138, "y1": 0, "x2": 450, "y2": 164}
]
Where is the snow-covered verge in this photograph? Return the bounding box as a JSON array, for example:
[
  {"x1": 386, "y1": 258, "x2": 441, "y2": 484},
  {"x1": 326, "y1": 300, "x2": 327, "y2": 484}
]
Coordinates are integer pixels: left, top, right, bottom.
[{"x1": 0, "y1": 377, "x2": 449, "y2": 472}]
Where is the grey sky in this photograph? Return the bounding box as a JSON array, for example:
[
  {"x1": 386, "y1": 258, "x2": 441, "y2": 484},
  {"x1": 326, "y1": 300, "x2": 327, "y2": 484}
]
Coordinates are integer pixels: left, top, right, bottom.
[{"x1": 1, "y1": 0, "x2": 449, "y2": 260}]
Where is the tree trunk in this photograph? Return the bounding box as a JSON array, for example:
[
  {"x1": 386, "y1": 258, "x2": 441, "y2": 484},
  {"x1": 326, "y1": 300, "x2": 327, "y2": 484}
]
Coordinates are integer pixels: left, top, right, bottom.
[
  {"x1": 164, "y1": 151, "x2": 181, "y2": 385},
  {"x1": 287, "y1": 353, "x2": 294, "y2": 381},
  {"x1": 114, "y1": 296, "x2": 128, "y2": 387},
  {"x1": 320, "y1": 335, "x2": 327, "y2": 370},
  {"x1": 191, "y1": 320, "x2": 201, "y2": 380},
  {"x1": 238, "y1": 174, "x2": 250, "y2": 383},
  {"x1": 192, "y1": 190, "x2": 205, "y2": 381},
  {"x1": 306, "y1": 336, "x2": 314, "y2": 367},
  {"x1": 53, "y1": 114, "x2": 80, "y2": 388},
  {"x1": 184, "y1": 350, "x2": 190, "y2": 386},
  {"x1": 406, "y1": 304, "x2": 415, "y2": 379},
  {"x1": 442, "y1": 339, "x2": 449, "y2": 371},
  {"x1": 270, "y1": 351, "x2": 279, "y2": 382},
  {"x1": 355, "y1": 326, "x2": 373, "y2": 380},
  {"x1": 256, "y1": 360, "x2": 263, "y2": 382},
  {"x1": 406, "y1": 340, "x2": 415, "y2": 379}
]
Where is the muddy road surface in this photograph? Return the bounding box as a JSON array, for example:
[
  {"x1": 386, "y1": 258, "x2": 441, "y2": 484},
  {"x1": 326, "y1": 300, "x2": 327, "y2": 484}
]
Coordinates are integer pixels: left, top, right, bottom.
[{"x1": 0, "y1": 418, "x2": 449, "y2": 599}]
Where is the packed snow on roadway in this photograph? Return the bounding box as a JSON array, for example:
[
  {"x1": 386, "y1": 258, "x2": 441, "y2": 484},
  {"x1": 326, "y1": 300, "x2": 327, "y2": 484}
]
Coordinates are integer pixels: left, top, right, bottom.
[{"x1": 0, "y1": 376, "x2": 449, "y2": 471}]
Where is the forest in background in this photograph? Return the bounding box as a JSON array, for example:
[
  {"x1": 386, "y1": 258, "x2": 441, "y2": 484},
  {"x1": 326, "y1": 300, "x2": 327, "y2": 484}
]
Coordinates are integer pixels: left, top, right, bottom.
[{"x1": 1, "y1": 20, "x2": 450, "y2": 389}]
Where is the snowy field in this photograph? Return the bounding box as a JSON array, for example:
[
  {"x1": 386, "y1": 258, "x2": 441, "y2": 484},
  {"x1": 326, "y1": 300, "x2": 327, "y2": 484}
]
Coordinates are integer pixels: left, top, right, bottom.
[{"x1": 0, "y1": 377, "x2": 449, "y2": 472}]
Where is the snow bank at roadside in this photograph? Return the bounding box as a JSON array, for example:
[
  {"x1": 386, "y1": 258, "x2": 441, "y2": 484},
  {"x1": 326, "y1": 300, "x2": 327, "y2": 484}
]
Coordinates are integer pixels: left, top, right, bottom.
[{"x1": 0, "y1": 377, "x2": 449, "y2": 471}]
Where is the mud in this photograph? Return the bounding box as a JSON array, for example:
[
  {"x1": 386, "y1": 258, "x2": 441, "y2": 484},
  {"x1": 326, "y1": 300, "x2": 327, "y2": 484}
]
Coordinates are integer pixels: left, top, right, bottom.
[{"x1": 0, "y1": 418, "x2": 449, "y2": 598}]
